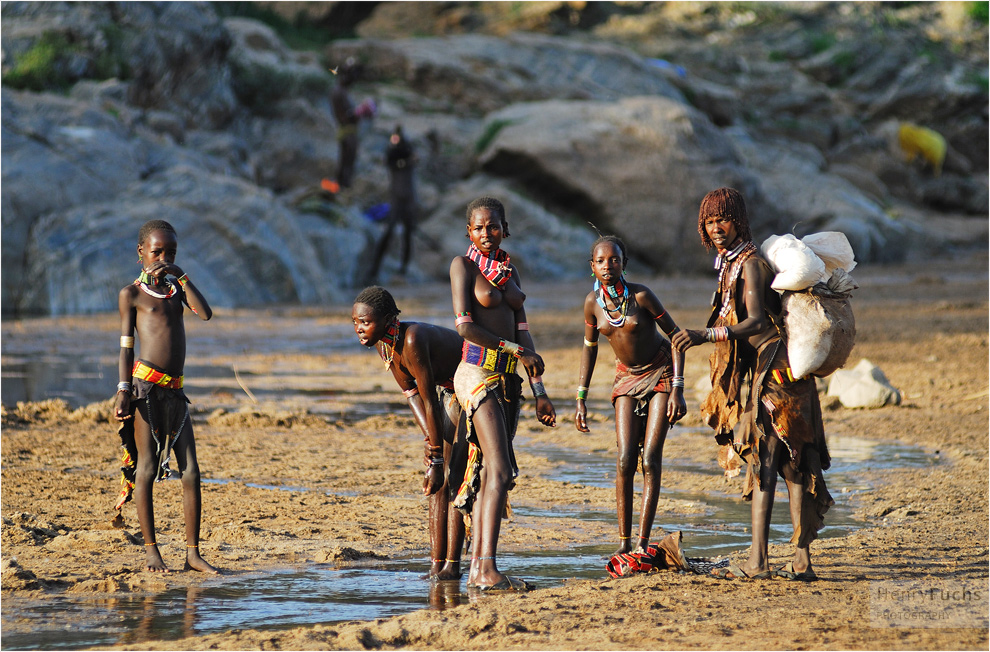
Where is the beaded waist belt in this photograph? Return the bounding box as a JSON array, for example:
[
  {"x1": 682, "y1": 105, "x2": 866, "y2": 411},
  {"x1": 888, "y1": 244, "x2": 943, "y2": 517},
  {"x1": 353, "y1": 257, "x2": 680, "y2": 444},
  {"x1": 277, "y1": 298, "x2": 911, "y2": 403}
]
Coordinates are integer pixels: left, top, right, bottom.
[
  {"x1": 462, "y1": 342, "x2": 518, "y2": 374},
  {"x1": 132, "y1": 361, "x2": 184, "y2": 389}
]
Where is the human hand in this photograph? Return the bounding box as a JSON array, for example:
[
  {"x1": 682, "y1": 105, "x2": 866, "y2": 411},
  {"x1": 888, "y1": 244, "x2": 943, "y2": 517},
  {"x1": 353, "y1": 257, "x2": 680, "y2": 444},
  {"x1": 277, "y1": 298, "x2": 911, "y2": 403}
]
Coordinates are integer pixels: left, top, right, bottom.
[
  {"x1": 520, "y1": 351, "x2": 545, "y2": 379},
  {"x1": 667, "y1": 388, "x2": 687, "y2": 425},
  {"x1": 114, "y1": 392, "x2": 132, "y2": 421},
  {"x1": 423, "y1": 464, "x2": 444, "y2": 496},
  {"x1": 535, "y1": 395, "x2": 556, "y2": 427},
  {"x1": 672, "y1": 329, "x2": 704, "y2": 352},
  {"x1": 574, "y1": 400, "x2": 590, "y2": 433},
  {"x1": 145, "y1": 261, "x2": 182, "y2": 280}
]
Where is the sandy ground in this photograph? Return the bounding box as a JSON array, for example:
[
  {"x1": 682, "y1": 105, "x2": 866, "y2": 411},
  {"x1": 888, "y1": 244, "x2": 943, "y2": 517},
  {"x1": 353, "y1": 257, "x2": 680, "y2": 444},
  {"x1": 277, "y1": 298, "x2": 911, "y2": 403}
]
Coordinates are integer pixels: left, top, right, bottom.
[{"x1": 2, "y1": 252, "x2": 988, "y2": 650}]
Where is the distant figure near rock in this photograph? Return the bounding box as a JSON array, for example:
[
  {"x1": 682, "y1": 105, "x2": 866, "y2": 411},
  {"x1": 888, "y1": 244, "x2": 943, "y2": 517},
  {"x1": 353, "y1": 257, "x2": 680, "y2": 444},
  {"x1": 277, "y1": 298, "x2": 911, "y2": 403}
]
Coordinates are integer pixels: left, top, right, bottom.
[
  {"x1": 330, "y1": 57, "x2": 376, "y2": 190},
  {"x1": 369, "y1": 125, "x2": 419, "y2": 282}
]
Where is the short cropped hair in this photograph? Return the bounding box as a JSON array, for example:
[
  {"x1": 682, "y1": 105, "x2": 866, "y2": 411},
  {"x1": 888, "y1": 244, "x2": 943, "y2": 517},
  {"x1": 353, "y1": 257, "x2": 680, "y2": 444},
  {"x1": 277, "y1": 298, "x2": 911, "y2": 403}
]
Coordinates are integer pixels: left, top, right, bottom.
[
  {"x1": 354, "y1": 286, "x2": 401, "y2": 321},
  {"x1": 590, "y1": 235, "x2": 628, "y2": 270},
  {"x1": 466, "y1": 196, "x2": 506, "y2": 224},
  {"x1": 697, "y1": 188, "x2": 751, "y2": 251},
  {"x1": 138, "y1": 220, "x2": 176, "y2": 245}
]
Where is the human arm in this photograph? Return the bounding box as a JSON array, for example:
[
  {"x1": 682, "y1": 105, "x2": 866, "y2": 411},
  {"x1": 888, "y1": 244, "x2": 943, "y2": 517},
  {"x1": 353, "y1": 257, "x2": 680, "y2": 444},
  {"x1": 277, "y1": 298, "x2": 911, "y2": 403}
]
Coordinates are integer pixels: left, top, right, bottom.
[
  {"x1": 574, "y1": 295, "x2": 600, "y2": 433},
  {"x1": 644, "y1": 292, "x2": 687, "y2": 425},
  {"x1": 514, "y1": 309, "x2": 556, "y2": 427},
  {"x1": 395, "y1": 328, "x2": 447, "y2": 495},
  {"x1": 115, "y1": 288, "x2": 137, "y2": 421}
]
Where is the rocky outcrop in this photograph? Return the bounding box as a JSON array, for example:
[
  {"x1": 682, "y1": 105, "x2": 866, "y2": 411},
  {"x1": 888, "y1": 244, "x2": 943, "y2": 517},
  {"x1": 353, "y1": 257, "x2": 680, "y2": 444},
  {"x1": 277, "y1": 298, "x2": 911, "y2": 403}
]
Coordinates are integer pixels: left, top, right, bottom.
[
  {"x1": 2, "y1": 2, "x2": 985, "y2": 315},
  {"x1": 328, "y1": 32, "x2": 684, "y2": 115},
  {"x1": 474, "y1": 96, "x2": 767, "y2": 271}
]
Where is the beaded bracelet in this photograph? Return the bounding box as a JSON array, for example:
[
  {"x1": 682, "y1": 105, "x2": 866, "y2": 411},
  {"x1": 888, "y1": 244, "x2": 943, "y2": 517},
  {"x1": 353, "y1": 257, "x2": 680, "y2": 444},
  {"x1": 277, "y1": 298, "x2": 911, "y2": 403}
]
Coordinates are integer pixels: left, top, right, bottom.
[
  {"x1": 177, "y1": 274, "x2": 190, "y2": 288},
  {"x1": 576, "y1": 385, "x2": 589, "y2": 401},
  {"x1": 498, "y1": 339, "x2": 523, "y2": 357},
  {"x1": 705, "y1": 326, "x2": 729, "y2": 342}
]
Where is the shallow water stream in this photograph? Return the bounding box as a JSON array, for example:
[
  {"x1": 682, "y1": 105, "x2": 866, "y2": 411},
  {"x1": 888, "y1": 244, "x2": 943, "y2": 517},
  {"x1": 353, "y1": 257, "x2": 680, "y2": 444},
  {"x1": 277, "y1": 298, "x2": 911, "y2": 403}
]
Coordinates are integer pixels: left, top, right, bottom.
[{"x1": 1, "y1": 432, "x2": 938, "y2": 651}]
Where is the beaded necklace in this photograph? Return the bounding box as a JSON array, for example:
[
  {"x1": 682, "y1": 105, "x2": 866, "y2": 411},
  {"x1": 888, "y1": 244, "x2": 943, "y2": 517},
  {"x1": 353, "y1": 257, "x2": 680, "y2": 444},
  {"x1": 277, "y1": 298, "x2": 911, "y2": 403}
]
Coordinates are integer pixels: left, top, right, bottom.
[
  {"x1": 466, "y1": 244, "x2": 512, "y2": 289},
  {"x1": 714, "y1": 240, "x2": 757, "y2": 319},
  {"x1": 135, "y1": 270, "x2": 178, "y2": 300},
  {"x1": 377, "y1": 318, "x2": 401, "y2": 370},
  {"x1": 594, "y1": 277, "x2": 629, "y2": 328}
]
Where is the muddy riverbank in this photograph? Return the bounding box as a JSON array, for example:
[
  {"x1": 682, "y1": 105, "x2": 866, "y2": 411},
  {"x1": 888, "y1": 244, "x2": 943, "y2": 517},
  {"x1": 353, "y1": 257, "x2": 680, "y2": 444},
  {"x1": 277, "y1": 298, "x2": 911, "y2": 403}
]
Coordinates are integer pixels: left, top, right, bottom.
[{"x1": 2, "y1": 255, "x2": 987, "y2": 650}]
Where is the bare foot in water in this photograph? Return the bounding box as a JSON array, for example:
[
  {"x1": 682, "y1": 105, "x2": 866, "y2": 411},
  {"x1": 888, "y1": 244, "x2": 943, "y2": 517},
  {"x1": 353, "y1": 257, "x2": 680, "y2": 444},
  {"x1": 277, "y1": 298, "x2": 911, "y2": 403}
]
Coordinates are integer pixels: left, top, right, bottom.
[
  {"x1": 145, "y1": 544, "x2": 170, "y2": 573},
  {"x1": 435, "y1": 562, "x2": 462, "y2": 581},
  {"x1": 184, "y1": 548, "x2": 220, "y2": 574}
]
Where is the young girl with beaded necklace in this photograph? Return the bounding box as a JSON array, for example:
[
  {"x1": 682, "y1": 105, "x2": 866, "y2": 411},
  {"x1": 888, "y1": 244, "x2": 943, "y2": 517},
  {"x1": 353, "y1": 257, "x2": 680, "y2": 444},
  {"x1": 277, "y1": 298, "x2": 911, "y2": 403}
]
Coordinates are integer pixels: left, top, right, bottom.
[
  {"x1": 113, "y1": 219, "x2": 218, "y2": 575},
  {"x1": 574, "y1": 234, "x2": 687, "y2": 573},
  {"x1": 449, "y1": 196, "x2": 556, "y2": 592}
]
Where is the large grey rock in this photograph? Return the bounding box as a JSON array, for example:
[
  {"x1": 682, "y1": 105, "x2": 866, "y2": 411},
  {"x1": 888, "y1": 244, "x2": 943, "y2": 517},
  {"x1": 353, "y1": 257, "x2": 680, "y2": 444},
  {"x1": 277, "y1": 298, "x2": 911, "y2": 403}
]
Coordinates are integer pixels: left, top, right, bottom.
[
  {"x1": 22, "y1": 166, "x2": 357, "y2": 315},
  {"x1": 827, "y1": 358, "x2": 901, "y2": 409},
  {"x1": 2, "y1": 2, "x2": 238, "y2": 129},
  {"x1": 224, "y1": 17, "x2": 332, "y2": 112},
  {"x1": 474, "y1": 96, "x2": 766, "y2": 271},
  {"x1": 328, "y1": 33, "x2": 684, "y2": 115}
]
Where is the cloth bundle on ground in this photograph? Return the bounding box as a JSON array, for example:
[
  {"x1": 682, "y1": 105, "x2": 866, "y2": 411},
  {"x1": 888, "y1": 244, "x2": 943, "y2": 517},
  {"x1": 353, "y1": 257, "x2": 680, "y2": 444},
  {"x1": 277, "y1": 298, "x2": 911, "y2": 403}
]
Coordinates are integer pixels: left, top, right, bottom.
[
  {"x1": 762, "y1": 232, "x2": 858, "y2": 379},
  {"x1": 605, "y1": 532, "x2": 730, "y2": 578}
]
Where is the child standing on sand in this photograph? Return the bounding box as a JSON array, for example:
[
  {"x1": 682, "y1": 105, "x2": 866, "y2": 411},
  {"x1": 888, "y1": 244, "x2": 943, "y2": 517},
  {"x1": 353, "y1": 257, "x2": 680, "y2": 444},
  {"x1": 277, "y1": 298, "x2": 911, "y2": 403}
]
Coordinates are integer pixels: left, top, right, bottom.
[
  {"x1": 113, "y1": 219, "x2": 219, "y2": 574},
  {"x1": 573, "y1": 235, "x2": 686, "y2": 575}
]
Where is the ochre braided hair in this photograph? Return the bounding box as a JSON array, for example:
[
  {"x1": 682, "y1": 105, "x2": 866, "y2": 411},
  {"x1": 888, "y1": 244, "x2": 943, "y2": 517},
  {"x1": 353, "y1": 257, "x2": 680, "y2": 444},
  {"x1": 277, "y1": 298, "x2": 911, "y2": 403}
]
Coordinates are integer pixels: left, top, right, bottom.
[{"x1": 697, "y1": 188, "x2": 751, "y2": 251}]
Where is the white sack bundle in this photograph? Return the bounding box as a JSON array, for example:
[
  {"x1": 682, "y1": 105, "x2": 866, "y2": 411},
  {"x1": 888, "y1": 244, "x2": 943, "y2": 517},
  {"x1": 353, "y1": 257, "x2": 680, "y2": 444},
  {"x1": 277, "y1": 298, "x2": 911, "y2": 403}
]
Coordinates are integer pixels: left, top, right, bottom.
[
  {"x1": 782, "y1": 271, "x2": 857, "y2": 378},
  {"x1": 801, "y1": 231, "x2": 857, "y2": 275},
  {"x1": 761, "y1": 234, "x2": 827, "y2": 292}
]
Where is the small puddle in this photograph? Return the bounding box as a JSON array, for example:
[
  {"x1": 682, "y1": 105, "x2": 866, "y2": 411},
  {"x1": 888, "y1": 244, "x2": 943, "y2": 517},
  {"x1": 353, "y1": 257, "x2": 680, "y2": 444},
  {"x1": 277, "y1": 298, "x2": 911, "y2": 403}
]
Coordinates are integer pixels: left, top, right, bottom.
[{"x1": 1, "y1": 432, "x2": 939, "y2": 650}]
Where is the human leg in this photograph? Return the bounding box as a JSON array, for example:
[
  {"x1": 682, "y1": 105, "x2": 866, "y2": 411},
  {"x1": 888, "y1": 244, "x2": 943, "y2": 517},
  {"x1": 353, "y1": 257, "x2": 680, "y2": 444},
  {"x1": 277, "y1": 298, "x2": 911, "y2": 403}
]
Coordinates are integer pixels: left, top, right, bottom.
[
  {"x1": 173, "y1": 421, "x2": 219, "y2": 574},
  {"x1": 613, "y1": 397, "x2": 644, "y2": 555},
  {"x1": 741, "y1": 431, "x2": 785, "y2": 577},
  {"x1": 132, "y1": 404, "x2": 167, "y2": 572},
  {"x1": 466, "y1": 396, "x2": 514, "y2": 589},
  {"x1": 399, "y1": 206, "x2": 415, "y2": 274},
  {"x1": 368, "y1": 216, "x2": 397, "y2": 282},
  {"x1": 636, "y1": 392, "x2": 670, "y2": 551},
  {"x1": 781, "y1": 454, "x2": 816, "y2": 576},
  {"x1": 437, "y1": 429, "x2": 466, "y2": 580}
]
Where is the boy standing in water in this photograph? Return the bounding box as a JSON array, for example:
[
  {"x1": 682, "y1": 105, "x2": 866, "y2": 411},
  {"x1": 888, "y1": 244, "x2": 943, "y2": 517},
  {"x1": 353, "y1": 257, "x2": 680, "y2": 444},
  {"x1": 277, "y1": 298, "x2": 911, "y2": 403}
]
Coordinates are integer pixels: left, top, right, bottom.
[
  {"x1": 352, "y1": 286, "x2": 467, "y2": 580},
  {"x1": 672, "y1": 188, "x2": 832, "y2": 581},
  {"x1": 114, "y1": 219, "x2": 218, "y2": 574}
]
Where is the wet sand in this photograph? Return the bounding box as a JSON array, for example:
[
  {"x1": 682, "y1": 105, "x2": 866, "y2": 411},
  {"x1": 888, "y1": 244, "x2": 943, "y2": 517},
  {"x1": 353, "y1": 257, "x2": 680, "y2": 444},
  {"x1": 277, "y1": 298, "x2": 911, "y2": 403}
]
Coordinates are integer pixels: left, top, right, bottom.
[{"x1": 2, "y1": 254, "x2": 988, "y2": 650}]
